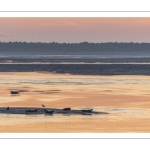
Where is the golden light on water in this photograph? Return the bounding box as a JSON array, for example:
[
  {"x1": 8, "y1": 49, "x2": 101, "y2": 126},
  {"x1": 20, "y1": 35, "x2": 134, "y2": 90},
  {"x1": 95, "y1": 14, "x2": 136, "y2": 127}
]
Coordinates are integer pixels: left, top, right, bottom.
[{"x1": 0, "y1": 72, "x2": 150, "y2": 132}]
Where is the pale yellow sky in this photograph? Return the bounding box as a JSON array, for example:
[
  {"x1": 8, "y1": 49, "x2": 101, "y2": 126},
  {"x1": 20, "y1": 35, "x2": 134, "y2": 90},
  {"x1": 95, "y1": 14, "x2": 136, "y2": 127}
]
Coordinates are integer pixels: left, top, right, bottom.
[{"x1": 0, "y1": 18, "x2": 150, "y2": 43}]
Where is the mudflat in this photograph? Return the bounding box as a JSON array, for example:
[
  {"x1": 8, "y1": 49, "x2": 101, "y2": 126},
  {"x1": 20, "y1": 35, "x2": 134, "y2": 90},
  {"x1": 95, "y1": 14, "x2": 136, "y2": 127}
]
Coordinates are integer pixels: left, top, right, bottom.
[{"x1": 0, "y1": 72, "x2": 150, "y2": 132}]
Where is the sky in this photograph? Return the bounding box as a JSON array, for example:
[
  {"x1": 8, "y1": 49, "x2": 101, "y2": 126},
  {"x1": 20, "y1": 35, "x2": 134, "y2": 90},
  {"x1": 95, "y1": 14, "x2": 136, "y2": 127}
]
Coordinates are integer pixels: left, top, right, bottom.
[{"x1": 0, "y1": 17, "x2": 150, "y2": 43}]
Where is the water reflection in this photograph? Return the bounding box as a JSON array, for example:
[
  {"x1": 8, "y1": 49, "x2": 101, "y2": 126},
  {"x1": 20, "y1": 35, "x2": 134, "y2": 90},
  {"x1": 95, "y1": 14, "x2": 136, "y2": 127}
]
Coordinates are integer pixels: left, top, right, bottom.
[
  {"x1": 0, "y1": 73, "x2": 150, "y2": 132},
  {"x1": 0, "y1": 107, "x2": 148, "y2": 126}
]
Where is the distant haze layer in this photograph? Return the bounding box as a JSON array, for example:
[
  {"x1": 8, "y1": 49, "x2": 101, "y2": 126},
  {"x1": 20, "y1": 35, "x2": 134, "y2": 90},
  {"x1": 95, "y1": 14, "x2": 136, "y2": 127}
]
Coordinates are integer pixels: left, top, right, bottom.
[{"x1": 0, "y1": 18, "x2": 150, "y2": 43}]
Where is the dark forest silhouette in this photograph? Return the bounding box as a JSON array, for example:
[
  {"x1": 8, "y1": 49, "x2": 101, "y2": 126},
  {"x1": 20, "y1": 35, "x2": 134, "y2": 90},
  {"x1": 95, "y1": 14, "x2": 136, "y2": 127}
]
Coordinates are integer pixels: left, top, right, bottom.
[{"x1": 0, "y1": 42, "x2": 150, "y2": 55}]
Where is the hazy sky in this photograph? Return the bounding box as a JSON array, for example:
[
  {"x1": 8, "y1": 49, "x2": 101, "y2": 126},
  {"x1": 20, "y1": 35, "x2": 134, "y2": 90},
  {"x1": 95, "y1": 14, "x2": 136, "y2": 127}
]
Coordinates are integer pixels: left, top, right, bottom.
[{"x1": 0, "y1": 17, "x2": 150, "y2": 43}]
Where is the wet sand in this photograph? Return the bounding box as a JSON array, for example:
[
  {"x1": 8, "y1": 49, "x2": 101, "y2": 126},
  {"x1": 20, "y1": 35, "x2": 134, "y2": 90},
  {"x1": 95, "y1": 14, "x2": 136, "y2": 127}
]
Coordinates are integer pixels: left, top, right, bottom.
[{"x1": 0, "y1": 72, "x2": 150, "y2": 132}]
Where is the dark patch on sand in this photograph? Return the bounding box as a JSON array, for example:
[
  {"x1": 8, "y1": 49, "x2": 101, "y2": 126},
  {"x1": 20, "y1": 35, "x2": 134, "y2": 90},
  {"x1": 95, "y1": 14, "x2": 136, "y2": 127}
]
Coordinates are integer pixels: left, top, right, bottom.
[
  {"x1": 23, "y1": 86, "x2": 30, "y2": 88},
  {"x1": 105, "y1": 90, "x2": 112, "y2": 92},
  {"x1": 40, "y1": 92, "x2": 60, "y2": 94},
  {"x1": 33, "y1": 90, "x2": 61, "y2": 94},
  {"x1": 48, "y1": 90, "x2": 61, "y2": 92},
  {"x1": 7, "y1": 89, "x2": 30, "y2": 92},
  {"x1": 18, "y1": 90, "x2": 30, "y2": 92},
  {"x1": 33, "y1": 90, "x2": 45, "y2": 92}
]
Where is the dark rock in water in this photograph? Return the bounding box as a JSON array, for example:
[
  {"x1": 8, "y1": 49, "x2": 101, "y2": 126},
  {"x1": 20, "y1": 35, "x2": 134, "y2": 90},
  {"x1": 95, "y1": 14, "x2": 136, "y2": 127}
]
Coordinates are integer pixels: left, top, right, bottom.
[
  {"x1": 63, "y1": 108, "x2": 71, "y2": 111},
  {"x1": 6, "y1": 107, "x2": 9, "y2": 110},
  {"x1": 81, "y1": 109, "x2": 93, "y2": 112},
  {"x1": 10, "y1": 91, "x2": 19, "y2": 94}
]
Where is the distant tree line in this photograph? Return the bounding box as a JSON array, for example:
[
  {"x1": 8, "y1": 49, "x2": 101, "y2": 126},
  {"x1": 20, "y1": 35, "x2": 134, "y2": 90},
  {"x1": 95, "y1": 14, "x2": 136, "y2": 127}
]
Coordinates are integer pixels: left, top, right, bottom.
[{"x1": 0, "y1": 42, "x2": 150, "y2": 55}]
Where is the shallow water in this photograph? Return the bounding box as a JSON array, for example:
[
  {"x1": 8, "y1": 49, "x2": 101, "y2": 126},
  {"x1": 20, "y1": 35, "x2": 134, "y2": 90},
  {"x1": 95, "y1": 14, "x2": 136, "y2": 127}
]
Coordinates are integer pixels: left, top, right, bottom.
[{"x1": 0, "y1": 73, "x2": 150, "y2": 132}]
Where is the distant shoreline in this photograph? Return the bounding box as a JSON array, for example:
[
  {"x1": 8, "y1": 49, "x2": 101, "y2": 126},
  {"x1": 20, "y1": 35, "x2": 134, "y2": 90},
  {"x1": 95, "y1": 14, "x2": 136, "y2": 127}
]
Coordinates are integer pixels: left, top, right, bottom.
[{"x1": 0, "y1": 62, "x2": 150, "y2": 64}]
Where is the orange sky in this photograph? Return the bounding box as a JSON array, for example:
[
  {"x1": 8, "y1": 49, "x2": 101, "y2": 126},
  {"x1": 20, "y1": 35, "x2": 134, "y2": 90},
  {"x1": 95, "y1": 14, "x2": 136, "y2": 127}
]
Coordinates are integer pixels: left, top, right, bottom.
[{"x1": 0, "y1": 18, "x2": 150, "y2": 43}]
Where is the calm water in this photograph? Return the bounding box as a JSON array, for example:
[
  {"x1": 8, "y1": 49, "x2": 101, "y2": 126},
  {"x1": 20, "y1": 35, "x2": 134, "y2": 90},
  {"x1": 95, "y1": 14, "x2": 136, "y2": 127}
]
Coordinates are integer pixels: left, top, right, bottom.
[
  {"x1": 0, "y1": 64, "x2": 150, "y2": 75},
  {"x1": 0, "y1": 63, "x2": 150, "y2": 132}
]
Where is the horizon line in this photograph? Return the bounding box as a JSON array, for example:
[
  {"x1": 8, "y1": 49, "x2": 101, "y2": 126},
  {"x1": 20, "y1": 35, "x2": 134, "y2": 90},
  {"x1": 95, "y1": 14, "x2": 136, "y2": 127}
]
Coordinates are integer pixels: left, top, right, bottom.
[{"x1": 1, "y1": 41, "x2": 150, "y2": 44}]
